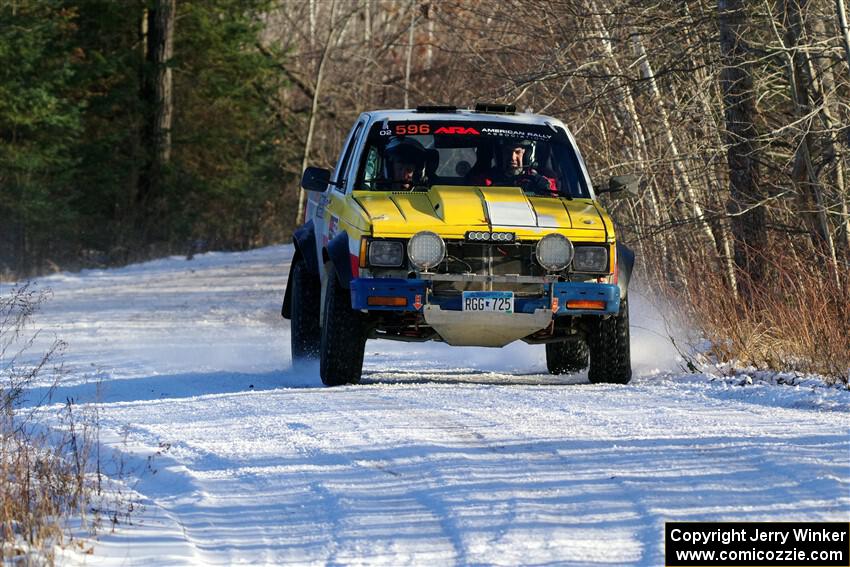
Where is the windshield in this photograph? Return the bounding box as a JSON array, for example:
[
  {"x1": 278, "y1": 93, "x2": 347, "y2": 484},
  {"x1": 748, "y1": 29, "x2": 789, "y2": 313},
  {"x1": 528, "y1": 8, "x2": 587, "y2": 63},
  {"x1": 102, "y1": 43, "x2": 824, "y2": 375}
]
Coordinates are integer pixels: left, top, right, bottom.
[{"x1": 355, "y1": 120, "x2": 591, "y2": 198}]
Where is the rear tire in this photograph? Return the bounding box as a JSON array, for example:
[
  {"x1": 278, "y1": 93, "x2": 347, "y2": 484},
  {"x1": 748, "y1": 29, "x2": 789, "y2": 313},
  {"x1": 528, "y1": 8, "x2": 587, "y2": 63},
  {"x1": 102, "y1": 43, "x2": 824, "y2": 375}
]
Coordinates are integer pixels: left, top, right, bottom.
[
  {"x1": 290, "y1": 258, "x2": 321, "y2": 363},
  {"x1": 546, "y1": 339, "x2": 589, "y2": 374},
  {"x1": 319, "y1": 272, "x2": 367, "y2": 386},
  {"x1": 587, "y1": 297, "x2": 632, "y2": 384}
]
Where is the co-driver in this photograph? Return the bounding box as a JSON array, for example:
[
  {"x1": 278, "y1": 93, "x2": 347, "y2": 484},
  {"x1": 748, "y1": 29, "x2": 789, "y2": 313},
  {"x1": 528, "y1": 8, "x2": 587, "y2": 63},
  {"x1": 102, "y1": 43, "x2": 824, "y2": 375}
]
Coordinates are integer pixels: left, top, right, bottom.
[{"x1": 471, "y1": 139, "x2": 557, "y2": 195}]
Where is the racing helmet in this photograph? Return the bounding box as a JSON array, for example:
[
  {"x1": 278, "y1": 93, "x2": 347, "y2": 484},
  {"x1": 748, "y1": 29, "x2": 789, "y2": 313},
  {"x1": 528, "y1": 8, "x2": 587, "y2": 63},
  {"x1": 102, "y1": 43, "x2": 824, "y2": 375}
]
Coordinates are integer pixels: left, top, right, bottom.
[
  {"x1": 497, "y1": 138, "x2": 534, "y2": 174},
  {"x1": 383, "y1": 137, "x2": 427, "y2": 183}
]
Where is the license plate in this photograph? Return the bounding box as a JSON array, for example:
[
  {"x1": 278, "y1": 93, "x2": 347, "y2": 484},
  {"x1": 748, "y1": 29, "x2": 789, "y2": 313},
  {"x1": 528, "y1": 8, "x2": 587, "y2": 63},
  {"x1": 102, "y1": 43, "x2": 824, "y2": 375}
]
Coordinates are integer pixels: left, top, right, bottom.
[{"x1": 462, "y1": 291, "x2": 514, "y2": 313}]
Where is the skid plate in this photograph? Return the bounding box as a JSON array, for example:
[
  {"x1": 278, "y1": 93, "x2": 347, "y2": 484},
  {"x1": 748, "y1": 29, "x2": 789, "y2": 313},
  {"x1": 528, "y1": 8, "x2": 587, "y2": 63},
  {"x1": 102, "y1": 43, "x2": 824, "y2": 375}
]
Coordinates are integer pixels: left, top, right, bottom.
[{"x1": 423, "y1": 305, "x2": 553, "y2": 347}]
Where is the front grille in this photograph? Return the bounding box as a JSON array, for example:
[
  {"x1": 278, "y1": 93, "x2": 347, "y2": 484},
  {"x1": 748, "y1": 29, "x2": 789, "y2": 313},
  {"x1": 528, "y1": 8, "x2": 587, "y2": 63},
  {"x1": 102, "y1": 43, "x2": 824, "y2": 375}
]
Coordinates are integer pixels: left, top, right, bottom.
[{"x1": 434, "y1": 241, "x2": 545, "y2": 294}]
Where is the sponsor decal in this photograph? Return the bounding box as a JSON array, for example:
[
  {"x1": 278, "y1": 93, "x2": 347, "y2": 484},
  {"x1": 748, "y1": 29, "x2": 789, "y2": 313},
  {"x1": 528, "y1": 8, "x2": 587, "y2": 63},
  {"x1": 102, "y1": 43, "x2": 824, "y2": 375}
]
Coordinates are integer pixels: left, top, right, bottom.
[
  {"x1": 433, "y1": 126, "x2": 481, "y2": 135},
  {"x1": 382, "y1": 123, "x2": 553, "y2": 139},
  {"x1": 480, "y1": 127, "x2": 552, "y2": 140},
  {"x1": 314, "y1": 193, "x2": 328, "y2": 221},
  {"x1": 323, "y1": 214, "x2": 339, "y2": 247}
]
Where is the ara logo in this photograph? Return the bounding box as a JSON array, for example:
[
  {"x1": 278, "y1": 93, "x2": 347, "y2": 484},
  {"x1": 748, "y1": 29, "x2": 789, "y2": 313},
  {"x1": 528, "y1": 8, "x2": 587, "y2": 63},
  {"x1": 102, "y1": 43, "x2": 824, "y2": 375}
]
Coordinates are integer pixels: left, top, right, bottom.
[{"x1": 434, "y1": 126, "x2": 480, "y2": 135}]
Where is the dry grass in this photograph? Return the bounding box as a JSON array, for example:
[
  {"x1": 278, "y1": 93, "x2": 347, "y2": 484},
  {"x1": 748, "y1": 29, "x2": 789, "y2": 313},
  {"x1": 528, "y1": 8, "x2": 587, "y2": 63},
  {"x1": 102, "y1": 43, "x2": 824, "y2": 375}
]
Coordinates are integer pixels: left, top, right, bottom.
[
  {"x1": 0, "y1": 284, "x2": 98, "y2": 564},
  {"x1": 663, "y1": 251, "x2": 850, "y2": 384}
]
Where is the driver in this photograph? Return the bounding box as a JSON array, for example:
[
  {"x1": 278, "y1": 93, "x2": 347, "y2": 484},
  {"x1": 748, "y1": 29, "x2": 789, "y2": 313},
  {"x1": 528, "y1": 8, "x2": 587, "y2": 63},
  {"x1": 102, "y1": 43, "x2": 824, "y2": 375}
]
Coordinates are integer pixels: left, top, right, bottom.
[
  {"x1": 472, "y1": 139, "x2": 557, "y2": 195},
  {"x1": 383, "y1": 137, "x2": 427, "y2": 190}
]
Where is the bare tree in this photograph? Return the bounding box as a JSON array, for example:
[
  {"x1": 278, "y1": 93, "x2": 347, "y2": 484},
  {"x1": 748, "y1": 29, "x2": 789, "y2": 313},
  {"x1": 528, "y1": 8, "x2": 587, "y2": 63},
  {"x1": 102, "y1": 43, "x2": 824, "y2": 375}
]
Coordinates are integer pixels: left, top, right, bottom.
[
  {"x1": 833, "y1": 0, "x2": 850, "y2": 252},
  {"x1": 403, "y1": 0, "x2": 416, "y2": 109},
  {"x1": 296, "y1": 0, "x2": 338, "y2": 226},
  {"x1": 838, "y1": 0, "x2": 850, "y2": 78},
  {"x1": 772, "y1": 0, "x2": 840, "y2": 282},
  {"x1": 261, "y1": 0, "x2": 846, "y2": 294},
  {"x1": 719, "y1": 0, "x2": 768, "y2": 296}
]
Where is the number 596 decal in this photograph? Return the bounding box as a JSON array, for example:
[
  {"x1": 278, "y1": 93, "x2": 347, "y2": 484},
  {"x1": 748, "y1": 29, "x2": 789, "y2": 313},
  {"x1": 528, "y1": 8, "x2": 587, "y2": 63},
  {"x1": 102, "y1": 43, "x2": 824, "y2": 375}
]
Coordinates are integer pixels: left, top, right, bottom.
[{"x1": 394, "y1": 124, "x2": 431, "y2": 135}]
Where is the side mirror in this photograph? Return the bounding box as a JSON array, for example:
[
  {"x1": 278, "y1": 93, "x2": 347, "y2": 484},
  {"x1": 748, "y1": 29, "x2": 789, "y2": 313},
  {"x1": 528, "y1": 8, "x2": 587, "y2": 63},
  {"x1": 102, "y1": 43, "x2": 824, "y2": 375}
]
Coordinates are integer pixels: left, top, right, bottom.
[
  {"x1": 301, "y1": 166, "x2": 331, "y2": 193},
  {"x1": 597, "y1": 174, "x2": 639, "y2": 197}
]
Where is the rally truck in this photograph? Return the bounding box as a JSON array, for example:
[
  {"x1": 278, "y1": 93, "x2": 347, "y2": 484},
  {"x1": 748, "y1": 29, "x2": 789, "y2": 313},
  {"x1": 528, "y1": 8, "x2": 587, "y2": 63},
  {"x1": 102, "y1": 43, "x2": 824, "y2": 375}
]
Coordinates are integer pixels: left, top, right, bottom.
[{"x1": 281, "y1": 104, "x2": 637, "y2": 386}]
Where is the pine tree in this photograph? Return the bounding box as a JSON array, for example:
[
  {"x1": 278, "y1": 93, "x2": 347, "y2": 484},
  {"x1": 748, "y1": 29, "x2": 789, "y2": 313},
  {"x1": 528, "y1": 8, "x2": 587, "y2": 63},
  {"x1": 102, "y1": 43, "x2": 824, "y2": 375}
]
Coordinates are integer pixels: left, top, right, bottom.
[{"x1": 0, "y1": 3, "x2": 82, "y2": 275}]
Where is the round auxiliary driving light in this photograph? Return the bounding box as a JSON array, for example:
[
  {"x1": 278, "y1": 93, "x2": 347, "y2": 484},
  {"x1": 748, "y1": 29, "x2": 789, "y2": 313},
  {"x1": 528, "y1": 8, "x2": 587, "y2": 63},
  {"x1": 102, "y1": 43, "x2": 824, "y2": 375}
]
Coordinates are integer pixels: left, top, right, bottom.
[
  {"x1": 408, "y1": 231, "x2": 446, "y2": 270},
  {"x1": 535, "y1": 233, "x2": 574, "y2": 272}
]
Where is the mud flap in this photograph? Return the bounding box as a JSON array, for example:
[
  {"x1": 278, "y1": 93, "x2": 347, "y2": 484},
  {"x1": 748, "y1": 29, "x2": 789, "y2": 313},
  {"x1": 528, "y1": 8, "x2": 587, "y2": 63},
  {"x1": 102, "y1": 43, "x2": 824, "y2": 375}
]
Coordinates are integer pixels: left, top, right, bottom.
[
  {"x1": 283, "y1": 222, "x2": 319, "y2": 319},
  {"x1": 282, "y1": 266, "x2": 294, "y2": 318},
  {"x1": 616, "y1": 243, "x2": 635, "y2": 299}
]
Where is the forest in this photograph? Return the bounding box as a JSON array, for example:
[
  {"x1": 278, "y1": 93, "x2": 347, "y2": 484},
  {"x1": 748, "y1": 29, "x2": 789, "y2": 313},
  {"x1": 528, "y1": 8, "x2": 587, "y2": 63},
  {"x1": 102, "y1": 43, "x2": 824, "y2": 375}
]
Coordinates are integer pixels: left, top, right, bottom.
[{"x1": 1, "y1": 0, "x2": 849, "y2": 378}]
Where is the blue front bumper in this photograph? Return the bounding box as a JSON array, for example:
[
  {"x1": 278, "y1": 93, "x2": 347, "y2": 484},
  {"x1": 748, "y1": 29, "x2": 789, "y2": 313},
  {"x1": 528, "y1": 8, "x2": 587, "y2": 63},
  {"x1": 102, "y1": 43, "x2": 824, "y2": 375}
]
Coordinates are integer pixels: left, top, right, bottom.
[{"x1": 350, "y1": 278, "x2": 620, "y2": 316}]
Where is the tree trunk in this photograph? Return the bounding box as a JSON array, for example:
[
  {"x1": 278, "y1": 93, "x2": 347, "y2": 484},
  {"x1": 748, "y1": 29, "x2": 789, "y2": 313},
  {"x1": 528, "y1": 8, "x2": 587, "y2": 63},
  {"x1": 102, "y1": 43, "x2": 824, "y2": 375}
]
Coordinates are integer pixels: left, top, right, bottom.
[
  {"x1": 364, "y1": 0, "x2": 371, "y2": 44},
  {"x1": 807, "y1": 7, "x2": 850, "y2": 263},
  {"x1": 682, "y1": 2, "x2": 739, "y2": 293},
  {"x1": 834, "y1": 0, "x2": 850, "y2": 254},
  {"x1": 778, "y1": 0, "x2": 840, "y2": 283},
  {"x1": 631, "y1": 34, "x2": 727, "y2": 277},
  {"x1": 718, "y1": 0, "x2": 768, "y2": 296},
  {"x1": 589, "y1": 7, "x2": 672, "y2": 277},
  {"x1": 309, "y1": 0, "x2": 316, "y2": 48},
  {"x1": 403, "y1": 1, "x2": 416, "y2": 109},
  {"x1": 296, "y1": 0, "x2": 336, "y2": 226},
  {"x1": 806, "y1": 7, "x2": 848, "y2": 265},
  {"x1": 837, "y1": 0, "x2": 850, "y2": 79},
  {"x1": 139, "y1": 0, "x2": 176, "y2": 236},
  {"x1": 150, "y1": 0, "x2": 175, "y2": 166}
]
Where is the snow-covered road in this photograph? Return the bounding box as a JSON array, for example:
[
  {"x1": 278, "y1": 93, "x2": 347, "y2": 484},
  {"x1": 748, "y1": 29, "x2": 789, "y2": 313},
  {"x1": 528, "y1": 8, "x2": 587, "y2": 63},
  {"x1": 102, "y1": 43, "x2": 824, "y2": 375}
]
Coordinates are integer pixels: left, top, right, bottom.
[{"x1": 15, "y1": 246, "x2": 850, "y2": 565}]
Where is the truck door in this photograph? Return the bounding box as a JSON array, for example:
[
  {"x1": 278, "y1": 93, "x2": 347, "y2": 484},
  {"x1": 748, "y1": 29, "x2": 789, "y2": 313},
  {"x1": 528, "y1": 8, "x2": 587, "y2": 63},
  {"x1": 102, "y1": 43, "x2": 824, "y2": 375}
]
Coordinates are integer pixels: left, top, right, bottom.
[{"x1": 315, "y1": 120, "x2": 365, "y2": 287}]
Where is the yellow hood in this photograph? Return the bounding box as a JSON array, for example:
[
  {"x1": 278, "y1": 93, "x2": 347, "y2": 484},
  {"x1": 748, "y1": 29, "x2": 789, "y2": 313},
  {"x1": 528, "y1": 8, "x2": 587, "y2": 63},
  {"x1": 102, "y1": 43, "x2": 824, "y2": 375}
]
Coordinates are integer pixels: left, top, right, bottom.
[{"x1": 353, "y1": 185, "x2": 609, "y2": 240}]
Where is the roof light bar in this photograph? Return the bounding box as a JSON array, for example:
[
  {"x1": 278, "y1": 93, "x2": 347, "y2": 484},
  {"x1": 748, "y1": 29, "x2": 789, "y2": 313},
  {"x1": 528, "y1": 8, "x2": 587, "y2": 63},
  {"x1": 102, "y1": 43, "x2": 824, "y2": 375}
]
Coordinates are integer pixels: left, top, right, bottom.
[
  {"x1": 474, "y1": 102, "x2": 517, "y2": 114},
  {"x1": 416, "y1": 105, "x2": 458, "y2": 113}
]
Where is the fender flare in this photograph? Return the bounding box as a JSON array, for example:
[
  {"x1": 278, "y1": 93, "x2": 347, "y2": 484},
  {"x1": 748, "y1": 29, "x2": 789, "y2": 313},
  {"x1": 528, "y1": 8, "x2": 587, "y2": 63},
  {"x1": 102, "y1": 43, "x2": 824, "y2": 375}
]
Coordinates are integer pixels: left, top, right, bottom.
[
  {"x1": 616, "y1": 242, "x2": 635, "y2": 299},
  {"x1": 281, "y1": 222, "x2": 319, "y2": 319},
  {"x1": 327, "y1": 231, "x2": 355, "y2": 289}
]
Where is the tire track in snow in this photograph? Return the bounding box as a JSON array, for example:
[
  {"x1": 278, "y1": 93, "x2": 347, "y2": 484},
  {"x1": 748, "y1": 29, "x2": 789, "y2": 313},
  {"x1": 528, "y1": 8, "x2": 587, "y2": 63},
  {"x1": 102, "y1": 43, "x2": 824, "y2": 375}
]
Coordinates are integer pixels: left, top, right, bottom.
[
  {"x1": 318, "y1": 399, "x2": 462, "y2": 565},
  {"x1": 353, "y1": 377, "x2": 848, "y2": 565},
  {"x1": 359, "y1": 387, "x2": 645, "y2": 565}
]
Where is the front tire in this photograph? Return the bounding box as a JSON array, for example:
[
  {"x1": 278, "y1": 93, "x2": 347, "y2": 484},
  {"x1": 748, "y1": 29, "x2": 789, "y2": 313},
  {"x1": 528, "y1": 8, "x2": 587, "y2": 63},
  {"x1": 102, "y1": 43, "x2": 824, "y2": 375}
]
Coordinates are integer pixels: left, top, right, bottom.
[
  {"x1": 546, "y1": 339, "x2": 589, "y2": 374},
  {"x1": 319, "y1": 272, "x2": 367, "y2": 386},
  {"x1": 587, "y1": 298, "x2": 632, "y2": 384},
  {"x1": 290, "y1": 258, "x2": 321, "y2": 364}
]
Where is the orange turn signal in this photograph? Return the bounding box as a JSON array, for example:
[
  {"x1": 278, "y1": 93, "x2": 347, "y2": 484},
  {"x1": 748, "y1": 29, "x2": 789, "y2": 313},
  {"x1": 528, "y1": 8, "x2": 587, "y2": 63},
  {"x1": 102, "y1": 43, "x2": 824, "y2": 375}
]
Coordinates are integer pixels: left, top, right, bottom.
[
  {"x1": 359, "y1": 237, "x2": 368, "y2": 269},
  {"x1": 566, "y1": 300, "x2": 606, "y2": 310},
  {"x1": 367, "y1": 296, "x2": 407, "y2": 307}
]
